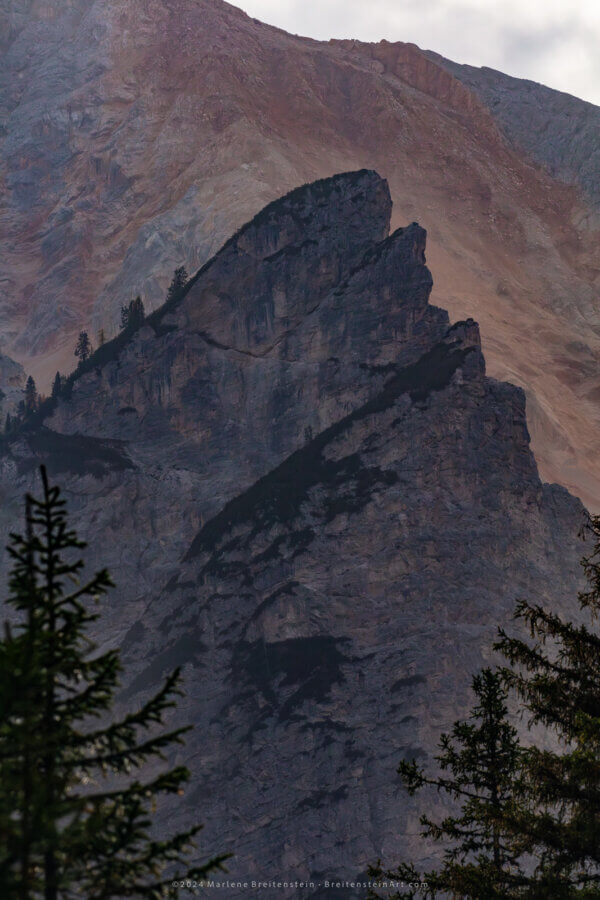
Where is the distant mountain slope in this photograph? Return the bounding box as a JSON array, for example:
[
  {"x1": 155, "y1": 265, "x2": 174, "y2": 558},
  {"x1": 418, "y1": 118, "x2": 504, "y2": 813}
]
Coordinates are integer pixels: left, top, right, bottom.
[
  {"x1": 427, "y1": 51, "x2": 600, "y2": 220},
  {"x1": 0, "y1": 172, "x2": 586, "y2": 895},
  {"x1": 1, "y1": 0, "x2": 599, "y2": 508}
]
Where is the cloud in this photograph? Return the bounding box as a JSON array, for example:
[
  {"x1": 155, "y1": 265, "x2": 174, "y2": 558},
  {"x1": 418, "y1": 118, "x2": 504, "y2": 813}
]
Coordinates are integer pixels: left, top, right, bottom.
[{"x1": 238, "y1": 0, "x2": 600, "y2": 106}]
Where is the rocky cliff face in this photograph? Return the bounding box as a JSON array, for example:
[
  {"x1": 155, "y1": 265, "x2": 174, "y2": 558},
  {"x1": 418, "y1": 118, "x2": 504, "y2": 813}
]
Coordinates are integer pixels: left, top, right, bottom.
[
  {"x1": 0, "y1": 172, "x2": 586, "y2": 896},
  {"x1": 1, "y1": 0, "x2": 600, "y2": 510}
]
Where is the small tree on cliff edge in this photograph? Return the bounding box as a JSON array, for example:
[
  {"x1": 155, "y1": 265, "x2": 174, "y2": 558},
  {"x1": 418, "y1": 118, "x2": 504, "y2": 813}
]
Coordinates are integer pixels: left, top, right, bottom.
[
  {"x1": 166, "y1": 267, "x2": 189, "y2": 304},
  {"x1": 0, "y1": 466, "x2": 229, "y2": 898},
  {"x1": 24, "y1": 375, "x2": 38, "y2": 415},
  {"x1": 74, "y1": 330, "x2": 92, "y2": 364},
  {"x1": 51, "y1": 371, "x2": 62, "y2": 400},
  {"x1": 120, "y1": 296, "x2": 145, "y2": 332},
  {"x1": 369, "y1": 669, "x2": 527, "y2": 899},
  {"x1": 128, "y1": 296, "x2": 145, "y2": 330}
]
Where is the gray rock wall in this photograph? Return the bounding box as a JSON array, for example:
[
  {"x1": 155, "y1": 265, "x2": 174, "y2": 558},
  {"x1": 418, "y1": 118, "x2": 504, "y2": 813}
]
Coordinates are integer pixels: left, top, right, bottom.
[{"x1": 0, "y1": 171, "x2": 587, "y2": 897}]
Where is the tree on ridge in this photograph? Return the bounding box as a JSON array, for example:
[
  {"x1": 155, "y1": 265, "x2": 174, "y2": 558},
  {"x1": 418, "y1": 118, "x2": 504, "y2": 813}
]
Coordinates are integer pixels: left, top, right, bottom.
[
  {"x1": 166, "y1": 267, "x2": 189, "y2": 305},
  {"x1": 51, "y1": 371, "x2": 62, "y2": 399},
  {"x1": 24, "y1": 375, "x2": 38, "y2": 414},
  {"x1": 120, "y1": 296, "x2": 145, "y2": 332},
  {"x1": 74, "y1": 331, "x2": 92, "y2": 364}
]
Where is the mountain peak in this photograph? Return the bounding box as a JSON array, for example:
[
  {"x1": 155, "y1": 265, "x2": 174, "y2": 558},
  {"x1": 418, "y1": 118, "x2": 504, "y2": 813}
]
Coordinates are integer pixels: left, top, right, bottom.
[
  {"x1": 220, "y1": 168, "x2": 392, "y2": 262},
  {"x1": 0, "y1": 173, "x2": 583, "y2": 889},
  {"x1": 2, "y1": 0, "x2": 600, "y2": 507}
]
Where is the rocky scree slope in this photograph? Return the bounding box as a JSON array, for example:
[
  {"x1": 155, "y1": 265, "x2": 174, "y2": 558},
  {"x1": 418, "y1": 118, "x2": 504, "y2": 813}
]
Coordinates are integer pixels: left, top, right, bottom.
[
  {"x1": 0, "y1": 171, "x2": 587, "y2": 896},
  {"x1": 428, "y1": 51, "x2": 600, "y2": 223},
  {"x1": 2, "y1": 0, "x2": 600, "y2": 507}
]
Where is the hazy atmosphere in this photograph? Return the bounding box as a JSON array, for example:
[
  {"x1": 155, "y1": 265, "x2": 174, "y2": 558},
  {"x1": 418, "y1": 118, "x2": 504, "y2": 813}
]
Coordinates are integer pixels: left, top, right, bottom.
[{"x1": 240, "y1": 0, "x2": 600, "y2": 105}]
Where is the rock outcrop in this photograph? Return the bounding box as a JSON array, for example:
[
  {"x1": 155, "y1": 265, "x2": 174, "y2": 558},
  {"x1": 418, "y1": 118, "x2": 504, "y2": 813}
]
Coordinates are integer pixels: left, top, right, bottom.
[
  {"x1": 1, "y1": 0, "x2": 600, "y2": 509},
  {"x1": 0, "y1": 172, "x2": 586, "y2": 896}
]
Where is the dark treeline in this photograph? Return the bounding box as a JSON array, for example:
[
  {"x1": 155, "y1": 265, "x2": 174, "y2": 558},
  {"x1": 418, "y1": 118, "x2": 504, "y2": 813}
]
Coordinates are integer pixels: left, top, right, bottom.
[{"x1": 2, "y1": 266, "x2": 189, "y2": 439}]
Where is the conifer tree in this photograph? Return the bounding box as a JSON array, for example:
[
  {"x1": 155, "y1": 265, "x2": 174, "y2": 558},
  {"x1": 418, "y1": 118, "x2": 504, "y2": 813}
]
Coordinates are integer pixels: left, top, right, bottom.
[
  {"x1": 4, "y1": 412, "x2": 11, "y2": 434},
  {"x1": 74, "y1": 331, "x2": 92, "y2": 364},
  {"x1": 24, "y1": 375, "x2": 37, "y2": 414},
  {"x1": 120, "y1": 305, "x2": 130, "y2": 331},
  {"x1": 128, "y1": 296, "x2": 145, "y2": 330},
  {"x1": 369, "y1": 670, "x2": 527, "y2": 899},
  {"x1": 120, "y1": 297, "x2": 145, "y2": 332},
  {"x1": 492, "y1": 509, "x2": 600, "y2": 893},
  {"x1": 166, "y1": 267, "x2": 188, "y2": 304},
  {"x1": 0, "y1": 467, "x2": 228, "y2": 898},
  {"x1": 51, "y1": 372, "x2": 62, "y2": 400}
]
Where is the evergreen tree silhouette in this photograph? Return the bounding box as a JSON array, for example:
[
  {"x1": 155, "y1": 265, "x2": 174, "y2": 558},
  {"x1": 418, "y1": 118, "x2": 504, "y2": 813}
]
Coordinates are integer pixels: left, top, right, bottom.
[
  {"x1": 0, "y1": 467, "x2": 229, "y2": 898},
  {"x1": 74, "y1": 332, "x2": 92, "y2": 364},
  {"x1": 492, "y1": 509, "x2": 600, "y2": 893},
  {"x1": 369, "y1": 670, "x2": 527, "y2": 898},
  {"x1": 166, "y1": 267, "x2": 189, "y2": 304},
  {"x1": 51, "y1": 372, "x2": 62, "y2": 400},
  {"x1": 24, "y1": 376, "x2": 37, "y2": 415}
]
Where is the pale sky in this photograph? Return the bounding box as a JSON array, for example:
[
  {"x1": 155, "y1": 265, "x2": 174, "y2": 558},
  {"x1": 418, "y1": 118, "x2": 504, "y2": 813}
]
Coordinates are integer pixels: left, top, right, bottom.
[{"x1": 239, "y1": 0, "x2": 600, "y2": 107}]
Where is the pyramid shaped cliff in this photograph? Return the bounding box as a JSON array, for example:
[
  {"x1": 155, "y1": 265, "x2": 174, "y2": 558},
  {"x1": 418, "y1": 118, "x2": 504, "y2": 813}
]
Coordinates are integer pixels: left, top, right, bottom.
[{"x1": 0, "y1": 171, "x2": 586, "y2": 895}]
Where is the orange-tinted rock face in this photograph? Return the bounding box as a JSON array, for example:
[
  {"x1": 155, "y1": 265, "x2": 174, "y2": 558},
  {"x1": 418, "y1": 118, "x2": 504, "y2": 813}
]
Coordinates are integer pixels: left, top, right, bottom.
[{"x1": 1, "y1": 0, "x2": 600, "y2": 506}]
